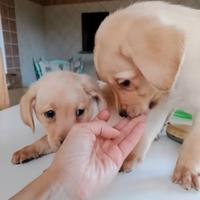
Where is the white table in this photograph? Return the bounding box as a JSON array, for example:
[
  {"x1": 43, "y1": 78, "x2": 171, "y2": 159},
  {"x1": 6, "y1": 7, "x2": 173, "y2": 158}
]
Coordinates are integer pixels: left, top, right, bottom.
[{"x1": 0, "y1": 106, "x2": 200, "y2": 200}]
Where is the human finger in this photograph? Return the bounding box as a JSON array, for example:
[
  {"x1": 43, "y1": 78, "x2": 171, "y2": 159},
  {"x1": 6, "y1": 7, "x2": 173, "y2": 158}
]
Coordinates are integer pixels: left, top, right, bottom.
[
  {"x1": 113, "y1": 117, "x2": 130, "y2": 130},
  {"x1": 89, "y1": 121, "x2": 120, "y2": 139},
  {"x1": 94, "y1": 109, "x2": 110, "y2": 121},
  {"x1": 114, "y1": 114, "x2": 146, "y2": 145},
  {"x1": 119, "y1": 122, "x2": 145, "y2": 158}
]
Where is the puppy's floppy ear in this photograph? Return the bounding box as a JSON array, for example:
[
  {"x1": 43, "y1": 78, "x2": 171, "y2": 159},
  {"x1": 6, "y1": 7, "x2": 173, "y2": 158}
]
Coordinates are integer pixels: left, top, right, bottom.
[
  {"x1": 80, "y1": 74, "x2": 107, "y2": 111},
  {"x1": 20, "y1": 83, "x2": 38, "y2": 132},
  {"x1": 122, "y1": 16, "x2": 185, "y2": 91}
]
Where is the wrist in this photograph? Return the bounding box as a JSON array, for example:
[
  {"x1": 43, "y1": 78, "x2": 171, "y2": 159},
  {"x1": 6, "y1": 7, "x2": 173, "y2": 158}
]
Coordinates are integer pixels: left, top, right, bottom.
[
  {"x1": 10, "y1": 167, "x2": 71, "y2": 200},
  {"x1": 45, "y1": 166, "x2": 71, "y2": 199},
  {"x1": 50, "y1": 165, "x2": 87, "y2": 200}
]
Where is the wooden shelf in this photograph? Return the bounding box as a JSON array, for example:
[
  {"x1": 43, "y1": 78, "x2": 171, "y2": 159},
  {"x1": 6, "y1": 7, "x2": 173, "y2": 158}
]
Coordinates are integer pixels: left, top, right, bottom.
[{"x1": 30, "y1": 0, "x2": 116, "y2": 6}]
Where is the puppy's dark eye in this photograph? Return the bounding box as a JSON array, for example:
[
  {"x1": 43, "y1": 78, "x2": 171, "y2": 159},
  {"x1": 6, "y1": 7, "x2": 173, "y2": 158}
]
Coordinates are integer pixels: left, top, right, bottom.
[
  {"x1": 76, "y1": 109, "x2": 85, "y2": 117},
  {"x1": 44, "y1": 110, "x2": 55, "y2": 119},
  {"x1": 119, "y1": 80, "x2": 130, "y2": 87}
]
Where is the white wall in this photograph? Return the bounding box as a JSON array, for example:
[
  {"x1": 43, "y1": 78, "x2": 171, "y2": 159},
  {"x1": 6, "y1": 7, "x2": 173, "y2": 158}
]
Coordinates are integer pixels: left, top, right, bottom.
[
  {"x1": 15, "y1": 0, "x2": 46, "y2": 86},
  {"x1": 44, "y1": 0, "x2": 134, "y2": 60},
  {"x1": 16, "y1": 0, "x2": 136, "y2": 85}
]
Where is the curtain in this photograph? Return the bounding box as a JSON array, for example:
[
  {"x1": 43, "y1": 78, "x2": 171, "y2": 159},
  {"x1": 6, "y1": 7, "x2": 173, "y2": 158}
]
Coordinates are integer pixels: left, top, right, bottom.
[{"x1": 0, "y1": 48, "x2": 9, "y2": 110}]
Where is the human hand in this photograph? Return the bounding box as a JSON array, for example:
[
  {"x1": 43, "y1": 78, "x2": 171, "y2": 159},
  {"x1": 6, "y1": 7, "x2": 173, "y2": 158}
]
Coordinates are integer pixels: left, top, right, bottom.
[{"x1": 49, "y1": 110, "x2": 146, "y2": 200}]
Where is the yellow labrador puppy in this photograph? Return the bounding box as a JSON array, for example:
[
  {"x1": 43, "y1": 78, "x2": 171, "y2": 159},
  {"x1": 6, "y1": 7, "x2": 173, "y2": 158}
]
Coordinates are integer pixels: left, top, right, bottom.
[
  {"x1": 94, "y1": 1, "x2": 200, "y2": 190},
  {"x1": 12, "y1": 71, "x2": 121, "y2": 164}
]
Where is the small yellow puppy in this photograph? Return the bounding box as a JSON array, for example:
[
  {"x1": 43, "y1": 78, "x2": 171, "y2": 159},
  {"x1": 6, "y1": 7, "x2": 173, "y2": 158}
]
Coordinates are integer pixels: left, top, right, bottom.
[{"x1": 12, "y1": 71, "x2": 121, "y2": 164}]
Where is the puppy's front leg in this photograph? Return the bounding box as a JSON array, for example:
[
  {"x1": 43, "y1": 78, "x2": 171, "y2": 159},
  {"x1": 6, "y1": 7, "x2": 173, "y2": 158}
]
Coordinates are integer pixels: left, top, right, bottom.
[
  {"x1": 172, "y1": 114, "x2": 200, "y2": 190},
  {"x1": 11, "y1": 135, "x2": 54, "y2": 164},
  {"x1": 121, "y1": 97, "x2": 171, "y2": 172}
]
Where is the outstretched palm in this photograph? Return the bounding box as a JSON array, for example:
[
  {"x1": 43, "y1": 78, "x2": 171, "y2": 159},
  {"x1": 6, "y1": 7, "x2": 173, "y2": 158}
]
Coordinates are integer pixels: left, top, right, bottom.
[{"x1": 51, "y1": 111, "x2": 145, "y2": 199}]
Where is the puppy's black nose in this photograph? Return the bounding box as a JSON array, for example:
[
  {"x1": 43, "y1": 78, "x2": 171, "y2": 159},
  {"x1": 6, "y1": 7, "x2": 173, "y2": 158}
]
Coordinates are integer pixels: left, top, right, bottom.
[{"x1": 119, "y1": 110, "x2": 128, "y2": 118}]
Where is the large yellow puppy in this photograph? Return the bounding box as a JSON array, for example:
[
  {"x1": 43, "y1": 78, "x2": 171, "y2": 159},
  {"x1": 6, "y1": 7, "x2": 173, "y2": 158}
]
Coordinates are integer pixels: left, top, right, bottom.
[{"x1": 94, "y1": 1, "x2": 200, "y2": 190}]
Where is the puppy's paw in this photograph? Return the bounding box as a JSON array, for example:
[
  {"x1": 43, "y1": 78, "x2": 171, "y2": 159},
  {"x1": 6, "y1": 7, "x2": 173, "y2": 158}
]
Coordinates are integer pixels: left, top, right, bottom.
[
  {"x1": 120, "y1": 159, "x2": 134, "y2": 173},
  {"x1": 172, "y1": 165, "x2": 200, "y2": 191},
  {"x1": 11, "y1": 146, "x2": 40, "y2": 164},
  {"x1": 48, "y1": 137, "x2": 63, "y2": 152},
  {"x1": 120, "y1": 153, "x2": 141, "y2": 173}
]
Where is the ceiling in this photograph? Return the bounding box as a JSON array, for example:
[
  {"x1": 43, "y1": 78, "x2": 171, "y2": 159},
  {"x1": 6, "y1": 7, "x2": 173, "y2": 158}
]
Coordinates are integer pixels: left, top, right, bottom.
[{"x1": 29, "y1": 0, "x2": 116, "y2": 6}]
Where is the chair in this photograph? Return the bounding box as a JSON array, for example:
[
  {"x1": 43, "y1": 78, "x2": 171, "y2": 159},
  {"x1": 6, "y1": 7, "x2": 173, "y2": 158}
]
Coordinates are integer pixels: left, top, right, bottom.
[
  {"x1": 33, "y1": 56, "x2": 84, "y2": 79},
  {"x1": 71, "y1": 57, "x2": 84, "y2": 73},
  {"x1": 33, "y1": 58, "x2": 42, "y2": 80},
  {"x1": 0, "y1": 49, "x2": 9, "y2": 110}
]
